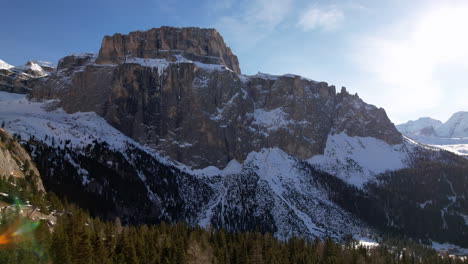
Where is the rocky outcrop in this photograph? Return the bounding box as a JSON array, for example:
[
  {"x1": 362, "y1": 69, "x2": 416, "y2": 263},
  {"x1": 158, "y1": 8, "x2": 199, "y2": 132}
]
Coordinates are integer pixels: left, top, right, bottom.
[
  {"x1": 0, "y1": 128, "x2": 44, "y2": 192},
  {"x1": 333, "y1": 87, "x2": 401, "y2": 145},
  {"x1": 31, "y1": 27, "x2": 402, "y2": 168},
  {"x1": 96, "y1": 27, "x2": 241, "y2": 74}
]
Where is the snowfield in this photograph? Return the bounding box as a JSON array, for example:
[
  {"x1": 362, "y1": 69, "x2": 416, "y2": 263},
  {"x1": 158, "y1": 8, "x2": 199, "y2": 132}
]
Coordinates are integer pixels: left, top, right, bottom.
[
  {"x1": 0, "y1": 92, "x2": 132, "y2": 150},
  {"x1": 308, "y1": 132, "x2": 412, "y2": 187}
]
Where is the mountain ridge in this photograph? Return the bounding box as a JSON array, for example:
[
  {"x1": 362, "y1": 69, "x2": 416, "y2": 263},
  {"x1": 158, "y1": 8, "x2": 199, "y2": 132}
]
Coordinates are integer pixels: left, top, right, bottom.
[
  {"x1": 1, "y1": 26, "x2": 467, "y2": 247},
  {"x1": 30, "y1": 26, "x2": 402, "y2": 169}
]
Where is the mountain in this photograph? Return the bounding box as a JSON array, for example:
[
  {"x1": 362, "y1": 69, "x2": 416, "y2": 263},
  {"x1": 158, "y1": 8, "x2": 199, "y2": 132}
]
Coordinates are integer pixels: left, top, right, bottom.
[
  {"x1": 396, "y1": 117, "x2": 443, "y2": 136},
  {"x1": 0, "y1": 59, "x2": 53, "y2": 94},
  {"x1": 31, "y1": 26, "x2": 401, "y2": 170},
  {"x1": 436, "y1": 111, "x2": 468, "y2": 138},
  {"x1": 398, "y1": 112, "x2": 468, "y2": 139},
  {"x1": 397, "y1": 113, "x2": 468, "y2": 156},
  {"x1": 1, "y1": 27, "x2": 468, "y2": 247},
  {"x1": 0, "y1": 59, "x2": 14, "y2": 70}
]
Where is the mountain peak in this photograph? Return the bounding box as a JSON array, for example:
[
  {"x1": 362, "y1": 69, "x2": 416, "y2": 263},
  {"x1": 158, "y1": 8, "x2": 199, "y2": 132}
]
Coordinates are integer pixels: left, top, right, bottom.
[
  {"x1": 95, "y1": 26, "x2": 241, "y2": 74},
  {"x1": 396, "y1": 117, "x2": 442, "y2": 136},
  {"x1": 436, "y1": 111, "x2": 468, "y2": 138},
  {"x1": 0, "y1": 59, "x2": 14, "y2": 70}
]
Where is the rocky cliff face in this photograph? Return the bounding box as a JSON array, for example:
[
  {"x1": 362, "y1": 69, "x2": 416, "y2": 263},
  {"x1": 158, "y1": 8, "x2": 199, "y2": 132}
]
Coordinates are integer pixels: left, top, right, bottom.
[
  {"x1": 31, "y1": 27, "x2": 401, "y2": 169},
  {"x1": 96, "y1": 27, "x2": 241, "y2": 74},
  {"x1": 0, "y1": 128, "x2": 44, "y2": 192}
]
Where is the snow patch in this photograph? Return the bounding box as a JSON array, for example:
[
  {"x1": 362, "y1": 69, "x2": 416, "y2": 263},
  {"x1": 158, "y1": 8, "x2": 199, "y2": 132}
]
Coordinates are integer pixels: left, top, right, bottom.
[
  {"x1": 191, "y1": 159, "x2": 242, "y2": 177},
  {"x1": 252, "y1": 108, "x2": 291, "y2": 131},
  {"x1": 309, "y1": 132, "x2": 410, "y2": 187},
  {"x1": 124, "y1": 57, "x2": 170, "y2": 77}
]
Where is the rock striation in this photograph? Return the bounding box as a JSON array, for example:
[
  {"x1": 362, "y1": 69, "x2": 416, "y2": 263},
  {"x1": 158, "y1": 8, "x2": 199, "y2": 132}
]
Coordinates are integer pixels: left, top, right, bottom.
[
  {"x1": 0, "y1": 128, "x2": 44, "y2": 192},
  {"x1": 31, "y1": 27, "x2": 402, "y2": 169}
]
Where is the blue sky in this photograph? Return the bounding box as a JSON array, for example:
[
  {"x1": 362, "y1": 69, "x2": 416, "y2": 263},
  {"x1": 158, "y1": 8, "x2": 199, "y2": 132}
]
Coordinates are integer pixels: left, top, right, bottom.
[{"x1": 1, "y1": 0, "x2": 467, "y2": 124}]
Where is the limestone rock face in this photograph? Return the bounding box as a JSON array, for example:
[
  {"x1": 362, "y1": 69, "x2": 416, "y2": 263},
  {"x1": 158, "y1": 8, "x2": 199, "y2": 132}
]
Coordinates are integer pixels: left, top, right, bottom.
[
  {"x1": 31, "y1": 27, "x2": 402, "y2": 169},
  {"x1": 96, "y1": 27, "x2": 241, "y2": 74},
  {"x1": 333, "y1": 87, "x2": 402, "y2": 145},
  {"x1": 0, "y1": 129, "x2": 44, "y2": 192}
]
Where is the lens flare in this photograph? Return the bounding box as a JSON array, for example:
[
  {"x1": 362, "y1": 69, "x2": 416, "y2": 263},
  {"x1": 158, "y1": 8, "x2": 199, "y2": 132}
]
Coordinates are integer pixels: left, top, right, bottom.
[{"x1": 0, "y1": 198, "x2": 41, "y2": 247}]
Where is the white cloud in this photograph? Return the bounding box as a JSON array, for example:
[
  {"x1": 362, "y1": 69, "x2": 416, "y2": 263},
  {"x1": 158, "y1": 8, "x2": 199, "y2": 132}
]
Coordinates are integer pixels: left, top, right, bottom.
[
  {"x1": 351, "y1": 3, "x2": 468, "y2": 123},
  {"x1": 216, "y1": 0, "x2": 293, "y2": 49},
  {"x1": 297, "y1": 6, "x2": 344, "y2": 32}
]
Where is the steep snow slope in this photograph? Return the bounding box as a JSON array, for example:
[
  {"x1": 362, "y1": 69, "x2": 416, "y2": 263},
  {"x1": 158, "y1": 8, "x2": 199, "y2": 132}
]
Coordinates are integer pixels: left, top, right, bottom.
[
  {"x1": 195, "y1": 148, "x2": 369, "y2": 239},
  {"x1": 0, "y1": 92, "x2": 135, "y2": 151},
  {"x1": 396, "y1": 117, "x2": 442, "y2": 135},
  {"x1": 0, "y1": 59, "x2": 14, "y2": 70},
  {"x1": 436, "y1": 111, "x2": 468, "y2": 138},
  {"x1": 308, "y1": 132, "x2": 411, "y2": 187}
]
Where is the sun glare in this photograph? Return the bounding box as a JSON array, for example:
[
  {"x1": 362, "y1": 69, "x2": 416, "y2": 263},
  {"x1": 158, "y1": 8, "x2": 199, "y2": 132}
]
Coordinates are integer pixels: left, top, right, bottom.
[{"x1": 414, "y1": 6, "x2": 468, "y2": 64}]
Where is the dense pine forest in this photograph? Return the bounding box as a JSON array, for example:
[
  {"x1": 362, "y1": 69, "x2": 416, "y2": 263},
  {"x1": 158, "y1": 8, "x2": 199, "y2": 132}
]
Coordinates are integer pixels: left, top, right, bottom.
[{"x1": 0, "y1": 175, "x2": 466, "y2": 264}]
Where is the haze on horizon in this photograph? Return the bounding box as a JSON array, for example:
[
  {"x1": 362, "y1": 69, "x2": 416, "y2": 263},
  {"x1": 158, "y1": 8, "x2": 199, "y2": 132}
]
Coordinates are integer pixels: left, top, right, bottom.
[{"x1": 1, "y1": 0, "x2": 467, "y2": 124}]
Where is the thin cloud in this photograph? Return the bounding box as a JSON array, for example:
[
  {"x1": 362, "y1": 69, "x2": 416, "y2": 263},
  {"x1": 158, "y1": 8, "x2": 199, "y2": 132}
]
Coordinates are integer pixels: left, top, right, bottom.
[
  {"x1": 297, "y1": 6, "x2": 344, "y2": 32},
  {"x1": 215, "y1": 0, "x2": 293, "y2": 49}
]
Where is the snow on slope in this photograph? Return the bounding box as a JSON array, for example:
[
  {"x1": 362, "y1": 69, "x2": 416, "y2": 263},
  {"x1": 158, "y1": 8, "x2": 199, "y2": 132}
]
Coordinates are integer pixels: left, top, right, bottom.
[
  {"x1": 404, "y1": 134, "x2": 468, "y2": 156},
  {"x1": 195, "y1": 148, "x2": 371, "y2": 240},
  {"x1": 436, "y1": 111, "x2": 468, "y2": 138},
  {"x1": 396, "y1": 117, "x2": 442, "y2": 135},
  {"x1": 0, "y1": 59, "x2": 14, "y2": 70},
  {"x1": 31, "y1": 60, "x2": 56, "y2": 69},
  {"x1": 0, "y1": 91, "x2": 371, "y2": 240},
  {"x1": 308, "y1": 132, "x2": 411, "y2": 187},
  {"x1": 0, "y1": 91, "x2": 174, "y2": 205},
  {"x1": 124, "y1": 55, "x2": 231, "y2": 76},
  {"x1": 0, "y1": 92, "x2": 132, "y2": 150},
  {"x1": 245, "y1": 148, "x2": 367, "y2": 239},
  {"x1": 252, "y1": 108, "x2": 292, "y2": 131}
]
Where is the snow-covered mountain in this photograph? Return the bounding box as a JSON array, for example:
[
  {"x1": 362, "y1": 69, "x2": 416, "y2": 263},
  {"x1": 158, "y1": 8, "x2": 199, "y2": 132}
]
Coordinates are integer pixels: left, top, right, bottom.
[
  {"x1": 2, "y1": 27, "x2": 468, "y2": 247},
  {"x1": 0, "y1": 59, "x2": 14, "y2": 70},
  {"x1": 0, "y1": 91, "x2": 371, "y2": 239},
  {"x1": 0, "y1": 59, "x2": 54, "y2": 94},
  {"x1": 436, "y1": 111, "x2": 468, "y2": 138},
  {"x1": 397, "y1": 113, "x2": 468, "y2": 156},
  {"x1": 396, "y1": 117, "x2": 442, "y2": 136}
]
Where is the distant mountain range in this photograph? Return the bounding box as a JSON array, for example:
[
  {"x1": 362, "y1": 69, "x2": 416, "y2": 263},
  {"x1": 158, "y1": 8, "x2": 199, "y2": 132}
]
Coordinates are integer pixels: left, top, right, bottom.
[
  {"x1": 397, "y1": 112, "x2": 468, "y2": 138},
  {"x1": 397, "y1": 112, "x2": 468, "y2": 156}
]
